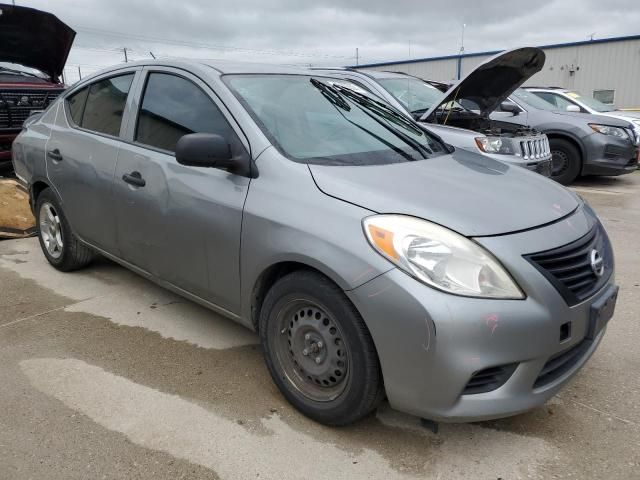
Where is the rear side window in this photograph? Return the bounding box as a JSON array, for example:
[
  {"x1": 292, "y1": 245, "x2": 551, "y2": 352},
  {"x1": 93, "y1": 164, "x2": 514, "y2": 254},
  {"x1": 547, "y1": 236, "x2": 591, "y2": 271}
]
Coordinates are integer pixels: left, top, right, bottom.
[
  {"x1": 81, "y1": 74, "x2": 135, "y2": 137},
  {"x1": 135, "y1": 73, "x2": 237, "y2": 153},
  {"x1": 67, "y1": 87, "x2": 88, "y2": 125}
]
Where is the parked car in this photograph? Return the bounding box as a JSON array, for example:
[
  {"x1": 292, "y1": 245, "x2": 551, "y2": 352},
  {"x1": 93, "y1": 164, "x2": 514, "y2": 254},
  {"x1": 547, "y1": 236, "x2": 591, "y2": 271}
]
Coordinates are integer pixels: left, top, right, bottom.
[
  {"x1": 525, "y1": 87, "x2": 640, "y2": 144},
  {"x1": 313, "y1": 49, "x2": 553, "y2": 177},
  {"x1": 13, "y1": 60, "x2": 617, "y2": 425},
  {"x1": 492, "y1": 88, "x2": 638, "y2": 184},
  {"x1": 0, "y1": 3, "x2": 74, "y2": 173}
]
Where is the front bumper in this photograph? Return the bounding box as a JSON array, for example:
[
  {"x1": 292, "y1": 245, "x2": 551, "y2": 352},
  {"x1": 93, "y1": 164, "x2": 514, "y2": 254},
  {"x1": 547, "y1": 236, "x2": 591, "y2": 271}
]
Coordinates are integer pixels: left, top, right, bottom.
[
  {"x1": 582, "y1": 134, "x2": 638, "y2": 176},
  {"x1": 348, "y1": 206, "x2": 615, "y2": 422}
]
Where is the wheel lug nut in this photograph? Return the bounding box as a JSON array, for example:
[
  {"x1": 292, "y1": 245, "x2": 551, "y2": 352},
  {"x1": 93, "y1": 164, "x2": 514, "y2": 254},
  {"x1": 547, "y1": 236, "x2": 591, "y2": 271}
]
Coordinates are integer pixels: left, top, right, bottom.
[
  {"x1": 305, "y1": 334, "x2": 311, "y2": 340},
  {"x1": 302, "y1": 349, "x2": 308, "y2": 356},
  {"x1": 317, "y1": 341, "x2": 323, "y2": 349},
  {"x1": 315, "y1": 357, "x2": 321, "y2": 364}
]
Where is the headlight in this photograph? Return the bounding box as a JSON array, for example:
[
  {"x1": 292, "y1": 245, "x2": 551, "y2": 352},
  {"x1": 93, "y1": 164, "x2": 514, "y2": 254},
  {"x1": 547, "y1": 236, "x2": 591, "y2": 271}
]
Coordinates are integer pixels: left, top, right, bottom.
[
  {"x1": 363, "y1": 215, "x2": 524, "y2": 299},
  {"x1": 589, "y1": 124, "x2": 632, "y2": 141},
  {"x1": 474, "y1": 136, "x2": 516, "y2": 155}
]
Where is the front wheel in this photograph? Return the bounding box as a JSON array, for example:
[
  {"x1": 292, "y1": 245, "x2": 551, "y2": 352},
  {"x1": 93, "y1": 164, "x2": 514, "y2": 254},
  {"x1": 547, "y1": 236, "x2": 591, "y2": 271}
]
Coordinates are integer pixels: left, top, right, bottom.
[
  {"x1": 259, "y1": 271, "x2": 384, "y2": 425},
  {"x1": 549, "y1": 138, "x2": 581, "y2": 185}
]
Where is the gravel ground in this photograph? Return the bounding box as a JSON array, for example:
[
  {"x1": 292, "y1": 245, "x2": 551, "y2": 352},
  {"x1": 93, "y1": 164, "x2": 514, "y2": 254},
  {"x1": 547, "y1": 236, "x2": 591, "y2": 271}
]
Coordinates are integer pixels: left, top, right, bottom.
[{"x1": 0, "y1": 172, "x2": 639, "y2": 479}]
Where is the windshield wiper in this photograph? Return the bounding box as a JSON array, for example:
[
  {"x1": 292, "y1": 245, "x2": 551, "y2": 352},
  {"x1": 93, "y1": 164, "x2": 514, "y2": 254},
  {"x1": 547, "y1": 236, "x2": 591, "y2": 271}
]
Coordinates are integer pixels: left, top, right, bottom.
[
  {"x1": 309, "y1": 78, "x2": 350, "y2": 110},
  {"x1": 332, "y1": 84, "x2": 434, "y2": 158},
  {"x1": 310, "y1": 79, "x2": 417, "y2": 162}
]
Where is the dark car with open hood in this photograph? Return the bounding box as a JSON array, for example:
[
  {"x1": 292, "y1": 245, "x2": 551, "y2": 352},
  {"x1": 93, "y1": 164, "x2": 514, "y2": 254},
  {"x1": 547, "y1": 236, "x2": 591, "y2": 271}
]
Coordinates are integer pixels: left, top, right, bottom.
[{"x1": 0, "y1": 3, "x2": 75, "y2": 173}]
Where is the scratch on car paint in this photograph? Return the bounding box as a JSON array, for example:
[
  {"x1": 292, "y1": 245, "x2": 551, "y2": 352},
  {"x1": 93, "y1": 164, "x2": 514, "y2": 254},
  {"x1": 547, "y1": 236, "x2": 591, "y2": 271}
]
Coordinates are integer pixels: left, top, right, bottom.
[
  {"x1": 484, "y1": 313, "x2": 499, "y2": 335},
  {"x1": 368, "y1": 284, "x2": 393, "y2": 298}
]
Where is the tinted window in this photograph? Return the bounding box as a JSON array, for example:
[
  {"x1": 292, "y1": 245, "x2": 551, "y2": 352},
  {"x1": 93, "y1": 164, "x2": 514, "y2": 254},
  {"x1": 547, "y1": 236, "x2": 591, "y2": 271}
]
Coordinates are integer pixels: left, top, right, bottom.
[
  {"x1": 67, "y1": 87, "x2": 88, "y2": 125},
  {"x1": 136, "y1": 73, "x2": 236, "y2": 152},
  {"x1": 82, "y1": 74, "x2": 134, "y2": 136}
]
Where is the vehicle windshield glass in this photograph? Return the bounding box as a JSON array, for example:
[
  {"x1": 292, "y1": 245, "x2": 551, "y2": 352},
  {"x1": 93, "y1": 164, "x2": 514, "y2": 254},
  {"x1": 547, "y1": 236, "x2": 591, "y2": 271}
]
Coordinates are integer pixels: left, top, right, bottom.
[
  {"x1": 0, "y1": 62, "x2": 48, "y2": 79},
  {"x1": 376, "y1": 77, "x2": 444, "y2": 115},
  {"x1": 512, "y1": 88, "x2": 556, "y2": 111},
  {"x1": 565, "y1": 90, "x2": 613, "y2": 112},
  {"x1": 225, "y1": 74, "x2": 447, "y2": 166}
]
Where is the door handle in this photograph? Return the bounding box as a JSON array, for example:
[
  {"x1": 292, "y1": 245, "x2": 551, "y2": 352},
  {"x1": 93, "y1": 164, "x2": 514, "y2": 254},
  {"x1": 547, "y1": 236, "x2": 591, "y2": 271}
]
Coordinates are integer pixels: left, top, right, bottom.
[
  {"x1": 122, "y1": 171, "x2": 146, "y2": 187},
  {"x1": 47, "y1": 149, "x2": 63, "y2": 162}
]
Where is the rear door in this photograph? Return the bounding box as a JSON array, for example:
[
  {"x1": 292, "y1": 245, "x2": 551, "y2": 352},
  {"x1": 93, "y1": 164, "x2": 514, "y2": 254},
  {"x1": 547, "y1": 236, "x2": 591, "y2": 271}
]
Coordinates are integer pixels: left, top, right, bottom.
[
  {"x1": 46, "y1": 69, "x2": 140, "y2": 253},
  {"x1": 113, "y1": 67, "x2": 251, "y2": 312}
]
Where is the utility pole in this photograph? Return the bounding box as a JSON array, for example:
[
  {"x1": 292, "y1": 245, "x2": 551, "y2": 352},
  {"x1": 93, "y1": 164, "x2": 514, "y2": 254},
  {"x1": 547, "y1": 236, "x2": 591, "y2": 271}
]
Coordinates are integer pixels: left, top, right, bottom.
[
  {"x1": 355, "y1": 48, "x2": 359, "y2": 66},
  {"x1": 77, "y1": 65, "x2": 82, "y2": 80},
  {"x1": 123, "y1": 47, "x2": 129, "y2": 63}
]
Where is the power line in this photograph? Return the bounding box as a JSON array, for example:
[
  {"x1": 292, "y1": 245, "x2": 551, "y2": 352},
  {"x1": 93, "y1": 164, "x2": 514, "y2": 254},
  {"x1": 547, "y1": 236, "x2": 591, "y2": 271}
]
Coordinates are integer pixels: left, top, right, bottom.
[{"x1": 74, "y1": 25, "x2": 355, "y2": 60}]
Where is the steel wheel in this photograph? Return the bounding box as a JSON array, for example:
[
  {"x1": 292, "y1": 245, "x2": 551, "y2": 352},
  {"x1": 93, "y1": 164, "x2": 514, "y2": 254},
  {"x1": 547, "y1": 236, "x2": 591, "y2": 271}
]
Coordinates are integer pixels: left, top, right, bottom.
[
  {"x1": 39, "y1": 202, "x2": 63, "y2": 259},
  {"x1": 273, "y1": 300, "x2": 350, "y2": 402},
  {"x1": 551, "y1": 149, "x2": 569, "y2": 176}
]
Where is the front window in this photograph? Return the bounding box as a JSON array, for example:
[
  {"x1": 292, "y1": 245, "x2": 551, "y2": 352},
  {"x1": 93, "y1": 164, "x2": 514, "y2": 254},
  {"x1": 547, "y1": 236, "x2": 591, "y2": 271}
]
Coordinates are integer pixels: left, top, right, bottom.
[
  {"x1": 225, "y1": 75, "x2": 446, "y2": 166},
  {"x1": 511, "y1": 89, "x2": 557, "y2": 111},
  {"x1": 565, "y1": 90, "x2": 613, "y2": 112},
  {"x1": 376, "y1": 77, "x2": 444, "y2": 116}
]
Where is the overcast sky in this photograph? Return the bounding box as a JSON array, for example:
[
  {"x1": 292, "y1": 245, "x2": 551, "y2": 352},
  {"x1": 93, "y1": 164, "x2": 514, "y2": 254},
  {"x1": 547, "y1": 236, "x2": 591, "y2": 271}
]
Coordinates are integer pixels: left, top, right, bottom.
[{"x1": 18, "y1": 0, "x2": 640, "y2": 83}]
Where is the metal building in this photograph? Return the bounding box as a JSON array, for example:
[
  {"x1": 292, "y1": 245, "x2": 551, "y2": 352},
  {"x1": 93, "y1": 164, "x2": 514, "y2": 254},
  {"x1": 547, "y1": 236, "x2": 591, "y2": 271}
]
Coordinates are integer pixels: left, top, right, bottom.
[{"x1": 356, "y1": 34, "x2": 640, "y2": 109}]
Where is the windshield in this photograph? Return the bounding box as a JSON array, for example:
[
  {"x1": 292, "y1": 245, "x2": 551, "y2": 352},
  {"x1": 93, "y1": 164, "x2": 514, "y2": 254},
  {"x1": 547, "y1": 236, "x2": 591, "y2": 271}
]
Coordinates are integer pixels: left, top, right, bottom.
[
  {"x1": 225, "y1": 74, "x2": 446, "y2": 166},
  {"x1": 565, "y1": 91, "x2": 613, "y2": 112},
  {"x1": 0, "y1": 62, "x2": 48, "y2": 79},
  {"x1": 511, "y1": 88, "x2": 557, "y2": 111},
  {"x1": 376, "y1": 77, "x2": 444, "y2": 116}
]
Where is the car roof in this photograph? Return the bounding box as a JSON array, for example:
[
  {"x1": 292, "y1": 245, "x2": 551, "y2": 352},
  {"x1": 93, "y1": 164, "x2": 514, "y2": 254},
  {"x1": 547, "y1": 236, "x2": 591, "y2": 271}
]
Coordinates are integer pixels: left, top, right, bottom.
[{"x1": 88, "y1": 58, "x2": 322, "y2": 77}]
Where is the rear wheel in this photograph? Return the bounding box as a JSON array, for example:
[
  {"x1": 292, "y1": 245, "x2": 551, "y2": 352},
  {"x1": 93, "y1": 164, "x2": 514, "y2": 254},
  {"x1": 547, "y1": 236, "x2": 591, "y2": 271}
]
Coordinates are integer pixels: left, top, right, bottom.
[
  {"x1": 549, "y1": 138, "x2": 581, "y2": 185},
  {"x1": 260, "y1": 270, "x2": 383, "y2": 425},
  {"x1": 36, "y1": 188, "x2": 95, "y2": 271}
]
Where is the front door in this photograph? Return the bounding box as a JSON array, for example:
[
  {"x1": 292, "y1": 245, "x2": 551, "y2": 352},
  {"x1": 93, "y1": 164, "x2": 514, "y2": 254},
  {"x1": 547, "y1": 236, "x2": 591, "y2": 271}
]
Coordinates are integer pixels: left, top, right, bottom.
[{"x1": 113, "y1": 69, "x2": 251, "y2": 313}]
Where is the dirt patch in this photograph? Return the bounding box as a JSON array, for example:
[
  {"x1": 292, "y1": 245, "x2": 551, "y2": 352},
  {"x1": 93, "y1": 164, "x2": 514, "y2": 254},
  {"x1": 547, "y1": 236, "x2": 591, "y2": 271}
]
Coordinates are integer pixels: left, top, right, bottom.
[{"x1": 0, "y1": 179, "x2": 35, "y2": 239}]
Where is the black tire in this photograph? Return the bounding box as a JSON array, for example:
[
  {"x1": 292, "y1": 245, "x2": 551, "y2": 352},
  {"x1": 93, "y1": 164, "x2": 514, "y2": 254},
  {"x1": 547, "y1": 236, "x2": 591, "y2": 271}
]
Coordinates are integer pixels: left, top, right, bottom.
[
  {"x1": 35, "y1": 188, "x2": 95, "y2": 271},
  {"x1": 259, "y1": 270, "x2": 384, "y2": 426},
  {"x1": 549, "y1": 138, "x2": 581, "y2": 185}
]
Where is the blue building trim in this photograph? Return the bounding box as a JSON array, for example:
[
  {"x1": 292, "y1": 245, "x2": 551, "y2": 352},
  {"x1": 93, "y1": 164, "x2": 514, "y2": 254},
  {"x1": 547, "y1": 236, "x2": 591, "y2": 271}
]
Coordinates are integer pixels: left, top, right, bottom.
[{"x1": 352, "y1": 33, "x2": 640, "y2": 69}]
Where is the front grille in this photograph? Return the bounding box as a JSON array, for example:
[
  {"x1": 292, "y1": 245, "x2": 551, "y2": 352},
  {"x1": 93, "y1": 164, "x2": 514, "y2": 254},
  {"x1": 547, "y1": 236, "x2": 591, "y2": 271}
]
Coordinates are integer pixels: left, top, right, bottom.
[
  {"x1": 534, "y1": 339, "x2": 591, "y2": 388},
  {"x1": 518, "y1": 135, "x2": 551, "y2": 160},
  {"x1": 462, "y1": 364, "x2": 517, "y2": 395},
  {"x1": 0, "y1": 90, "x2": 62, "y2": 130},
  {"x1": 525, "y1": 224, "x2": 613, "y2": 306}
]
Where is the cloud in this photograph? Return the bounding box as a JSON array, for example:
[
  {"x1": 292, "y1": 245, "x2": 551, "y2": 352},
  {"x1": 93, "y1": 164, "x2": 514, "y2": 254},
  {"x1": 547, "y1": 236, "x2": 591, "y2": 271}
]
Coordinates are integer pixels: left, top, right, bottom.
[{"x1": 17, "y1": 0, "x2": 640, "y2": 82}]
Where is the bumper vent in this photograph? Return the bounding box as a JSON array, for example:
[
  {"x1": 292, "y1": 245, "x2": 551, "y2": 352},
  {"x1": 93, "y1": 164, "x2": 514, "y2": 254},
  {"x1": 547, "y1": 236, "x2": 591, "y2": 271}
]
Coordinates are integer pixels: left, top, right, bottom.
[
  {"x1": 524, "y1": 224, "x2": 613, "y2": 307},
  {"x1": 534, "y1": 339, "x2": 591, "y2": 388},
  {"x1": 462, "y1": 364, "x2": 517, "y2": 395}
]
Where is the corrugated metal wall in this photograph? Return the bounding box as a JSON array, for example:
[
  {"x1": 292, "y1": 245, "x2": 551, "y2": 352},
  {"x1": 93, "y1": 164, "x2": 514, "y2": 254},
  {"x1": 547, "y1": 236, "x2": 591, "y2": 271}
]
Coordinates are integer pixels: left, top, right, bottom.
[{"x1": 361, "y1": 39, "x2": 640, "y2": 108}]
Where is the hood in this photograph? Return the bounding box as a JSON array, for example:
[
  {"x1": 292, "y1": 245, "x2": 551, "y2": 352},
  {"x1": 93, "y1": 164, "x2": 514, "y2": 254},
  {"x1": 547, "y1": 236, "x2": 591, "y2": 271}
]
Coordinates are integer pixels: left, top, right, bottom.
[
  {"x1": 549, "y1": 109, "x2": 635, "y2": 128},
  {"x1": 0, "y1": 4, "x2": 75, "y2": 81},
  {"x1": 309, "y1": 149, "x2": 579, "y2": 237},
  {"x1": 421, "y1": 47, "x2": 545, "y2": 121}
]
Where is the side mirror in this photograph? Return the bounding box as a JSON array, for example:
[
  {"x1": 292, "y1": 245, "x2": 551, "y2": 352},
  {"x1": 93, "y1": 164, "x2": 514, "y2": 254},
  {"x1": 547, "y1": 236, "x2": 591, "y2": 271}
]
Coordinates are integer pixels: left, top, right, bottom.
[
  {"x1": 500, "y1": 101, "x2": 520, "y2": 115},
  {"x1": 175, "y1": 133, "x2": 255, "y2": 177},
  {"x1": 566, "y1": 105, "x2": 581, "y2": 113}
]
